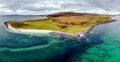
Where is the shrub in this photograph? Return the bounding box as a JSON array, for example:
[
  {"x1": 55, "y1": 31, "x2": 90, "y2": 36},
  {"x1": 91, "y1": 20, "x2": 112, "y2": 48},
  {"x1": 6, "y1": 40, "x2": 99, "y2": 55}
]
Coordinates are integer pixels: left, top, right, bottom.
[{"x1": 8, "y1": 21, "x2": 28, "y2": 28}]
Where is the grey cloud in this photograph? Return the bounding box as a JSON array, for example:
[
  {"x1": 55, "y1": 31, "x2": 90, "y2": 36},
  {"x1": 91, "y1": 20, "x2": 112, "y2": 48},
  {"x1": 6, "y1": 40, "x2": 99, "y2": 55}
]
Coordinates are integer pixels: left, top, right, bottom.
[{"x1": 0, "y1": 0, "x2": 120, "y2": 15}]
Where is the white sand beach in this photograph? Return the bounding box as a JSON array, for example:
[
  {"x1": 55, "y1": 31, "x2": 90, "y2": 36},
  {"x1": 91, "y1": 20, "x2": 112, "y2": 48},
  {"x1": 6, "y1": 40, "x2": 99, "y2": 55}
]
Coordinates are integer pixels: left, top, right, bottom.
[
  {"x1": 7, "y1": 24, "x2": 53, "y2": 34},
  {"x1": 6, "y1": 23, "x2": 86, "y2": 38}
]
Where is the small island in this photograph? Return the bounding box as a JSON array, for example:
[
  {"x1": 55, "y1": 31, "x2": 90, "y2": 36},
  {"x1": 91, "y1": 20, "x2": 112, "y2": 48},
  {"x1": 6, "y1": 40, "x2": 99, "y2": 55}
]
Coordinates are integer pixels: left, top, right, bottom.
[{"x1": 5, "y1": 12, "x2": 115, "y2": 39}]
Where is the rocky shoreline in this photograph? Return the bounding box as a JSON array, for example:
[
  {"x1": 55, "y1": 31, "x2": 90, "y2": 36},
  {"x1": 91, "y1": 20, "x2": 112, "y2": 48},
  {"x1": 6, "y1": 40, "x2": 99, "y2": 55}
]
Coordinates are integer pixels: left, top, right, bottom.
[{"x1": 5, "y1": 22, "x2": 96, "y2": 39}]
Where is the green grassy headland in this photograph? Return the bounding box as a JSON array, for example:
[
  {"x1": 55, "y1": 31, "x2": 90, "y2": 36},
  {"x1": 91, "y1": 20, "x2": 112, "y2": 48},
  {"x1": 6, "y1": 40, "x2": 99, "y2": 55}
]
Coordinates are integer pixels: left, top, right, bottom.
[{"x1": 7, "y1": 12, "x2": 115, "y2": 34}]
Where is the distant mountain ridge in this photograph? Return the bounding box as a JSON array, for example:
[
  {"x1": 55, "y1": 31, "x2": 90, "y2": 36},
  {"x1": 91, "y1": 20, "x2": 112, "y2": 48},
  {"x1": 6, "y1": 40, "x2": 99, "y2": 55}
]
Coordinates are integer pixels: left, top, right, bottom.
[{"x1": 47, "y1": 12, "x2": 105, "y2": 17}]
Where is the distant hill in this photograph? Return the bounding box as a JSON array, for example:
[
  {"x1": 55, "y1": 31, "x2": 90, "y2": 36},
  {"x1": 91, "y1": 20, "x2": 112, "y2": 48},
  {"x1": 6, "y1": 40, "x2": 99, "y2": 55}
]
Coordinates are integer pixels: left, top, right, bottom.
[{"x1": 47, "y1": 12, "x2": 102, "y2": 17}]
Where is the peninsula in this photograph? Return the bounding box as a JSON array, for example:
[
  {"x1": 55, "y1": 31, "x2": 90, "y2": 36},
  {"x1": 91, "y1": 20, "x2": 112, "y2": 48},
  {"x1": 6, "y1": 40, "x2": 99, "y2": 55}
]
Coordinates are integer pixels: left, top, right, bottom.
[{"x1": 5, "y1": 12, "x2": 115, "y2": 39}]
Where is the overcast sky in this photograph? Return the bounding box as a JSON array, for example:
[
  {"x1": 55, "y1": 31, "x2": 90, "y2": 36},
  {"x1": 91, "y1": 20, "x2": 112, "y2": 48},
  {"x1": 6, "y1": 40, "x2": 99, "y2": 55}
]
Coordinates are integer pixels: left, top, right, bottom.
[{"x1": 0, "y1": 0, "x2": 120, "y2": 15}]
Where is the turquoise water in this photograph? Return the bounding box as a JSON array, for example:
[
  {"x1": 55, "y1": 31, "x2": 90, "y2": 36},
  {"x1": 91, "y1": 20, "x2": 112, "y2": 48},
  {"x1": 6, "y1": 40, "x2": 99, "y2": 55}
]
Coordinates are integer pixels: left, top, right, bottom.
[
  {"x1": 69, "y1": 16, "x2": 120, "y2": 62},
  {"x1": 0, "y1": 15, "x2": 119, "y2": 62}
]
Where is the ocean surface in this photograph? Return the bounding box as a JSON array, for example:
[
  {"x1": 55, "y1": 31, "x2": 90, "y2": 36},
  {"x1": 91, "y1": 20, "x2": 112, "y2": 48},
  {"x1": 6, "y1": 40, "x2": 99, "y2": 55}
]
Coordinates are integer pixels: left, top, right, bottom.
[{"x1": 0, "y1": 15, "x2": 120, "y2": 62}]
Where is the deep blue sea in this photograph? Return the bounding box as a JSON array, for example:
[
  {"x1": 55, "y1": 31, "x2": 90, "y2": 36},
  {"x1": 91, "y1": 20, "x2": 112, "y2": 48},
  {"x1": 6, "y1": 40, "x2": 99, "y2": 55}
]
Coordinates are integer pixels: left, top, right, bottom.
[{"x1": 0, "y1": 15, "x2": 120, "y2": 62}]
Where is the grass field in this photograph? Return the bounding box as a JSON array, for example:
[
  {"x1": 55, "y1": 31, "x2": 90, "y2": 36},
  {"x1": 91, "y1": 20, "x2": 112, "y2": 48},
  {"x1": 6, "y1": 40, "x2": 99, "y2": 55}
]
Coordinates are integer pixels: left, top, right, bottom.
[{"x1": 7, "y1": 15, "x2": 115, "y2": 34}]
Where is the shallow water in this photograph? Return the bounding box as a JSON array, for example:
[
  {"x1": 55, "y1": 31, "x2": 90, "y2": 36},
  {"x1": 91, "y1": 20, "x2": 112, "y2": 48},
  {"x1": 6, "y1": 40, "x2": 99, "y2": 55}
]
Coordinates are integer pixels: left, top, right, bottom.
[
  {"x1": 0, "y1": 15, "x2": 119, "y2": 62},
  {"x1": 69, "y1": 16, "x2": 120, "y2": 62}
]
